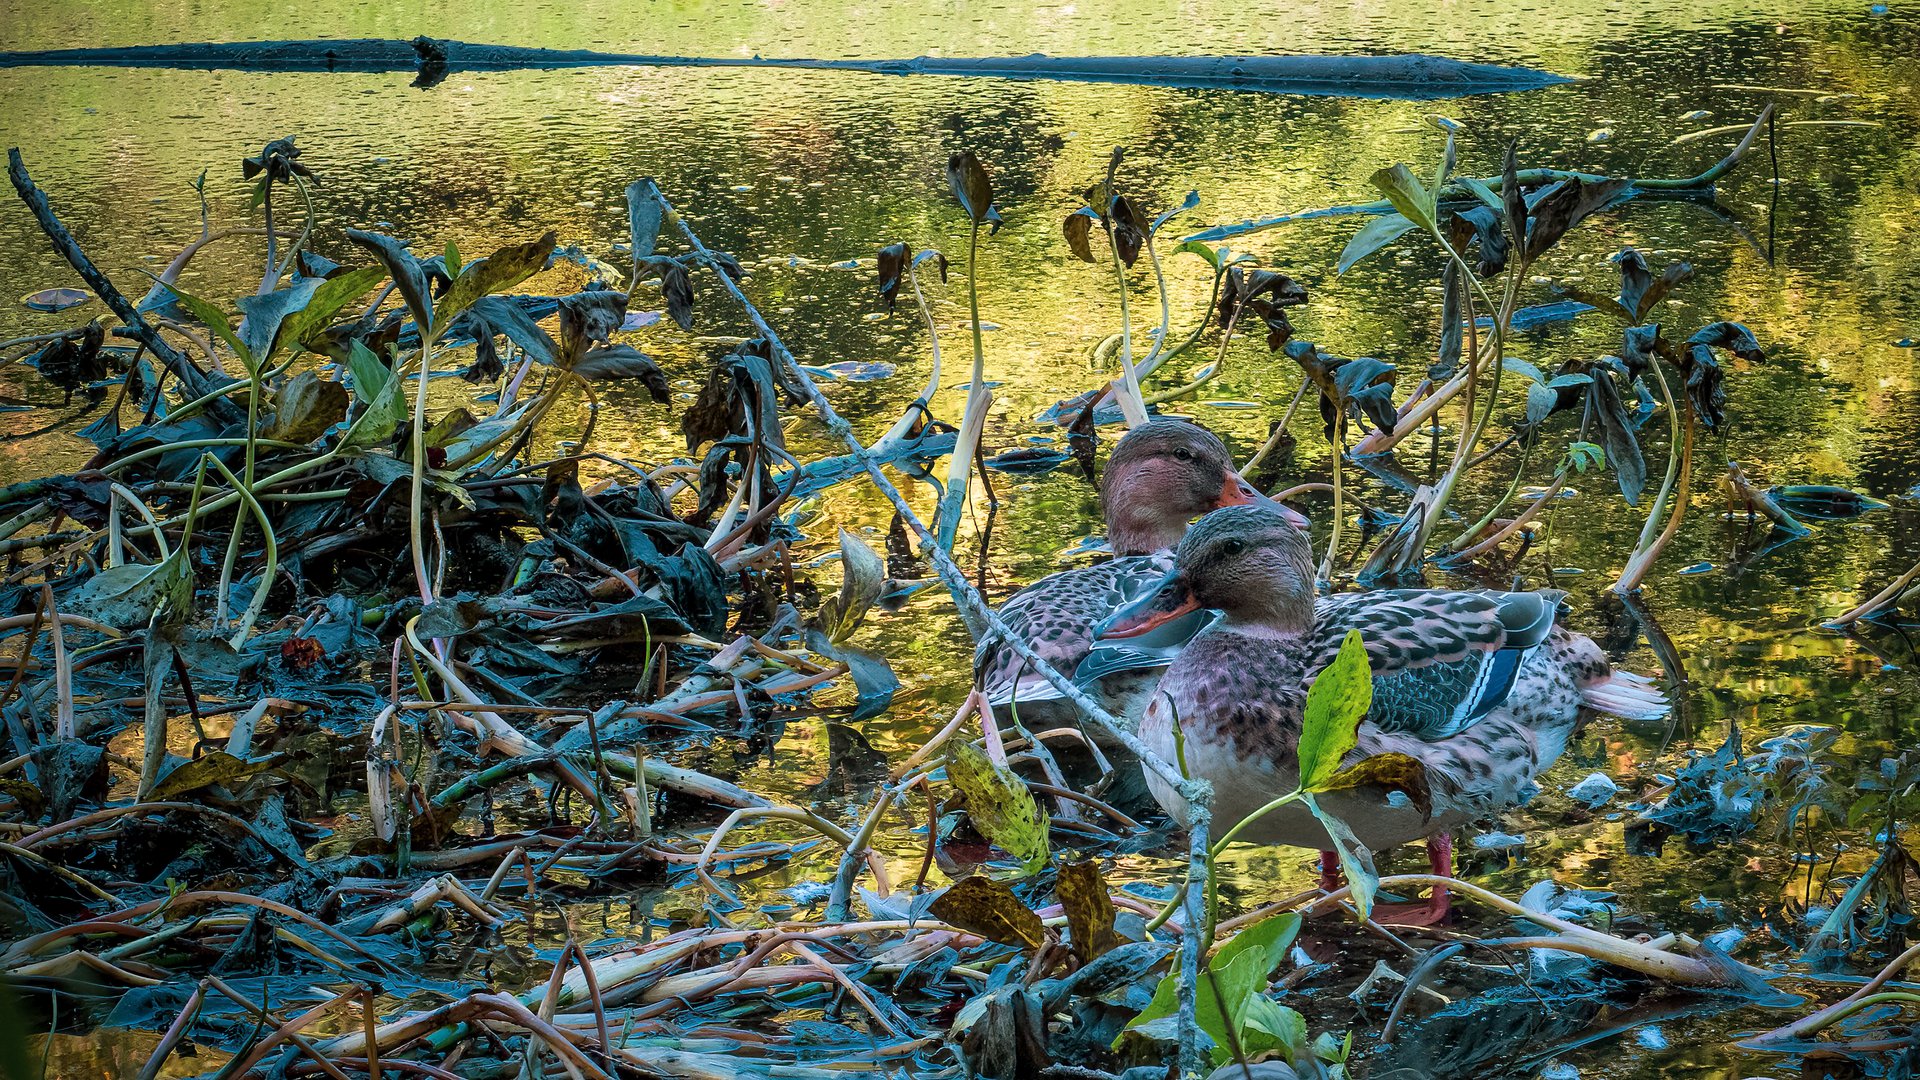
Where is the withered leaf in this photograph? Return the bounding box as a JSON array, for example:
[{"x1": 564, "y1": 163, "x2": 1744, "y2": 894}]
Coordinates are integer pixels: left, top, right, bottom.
[
  {"x1": 1316, "y1": 752, "x2": 1433, "y2": 818},
  {"x1": 930, "y1": 875, "x2": 1046, "y2": 949},
  {"x1": 1055, "y1": 857, "x2": 1120, "y2": 964}
]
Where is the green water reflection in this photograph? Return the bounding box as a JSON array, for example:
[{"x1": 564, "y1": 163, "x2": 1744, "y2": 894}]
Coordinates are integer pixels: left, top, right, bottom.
[{"x1": 3, "y1": 0, "x2": 1920, "y2": 1075}]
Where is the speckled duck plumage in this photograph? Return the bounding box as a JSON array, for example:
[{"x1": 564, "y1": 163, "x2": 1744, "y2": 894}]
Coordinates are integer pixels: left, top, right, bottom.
[
  {"x1": 1104, "y1": 506, "x2": 1668, "y2": 854},
  {"x1": 973, "y1": 420, "x2": 1303, "y2": 729}
]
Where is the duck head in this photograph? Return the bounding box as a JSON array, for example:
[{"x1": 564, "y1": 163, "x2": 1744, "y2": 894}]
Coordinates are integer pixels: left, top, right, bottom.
[
  {"x1": 1101, "y1": 419, "x2": 1308, "y2": 555},
  {"x1": 1100, "y1": 505, "x2": 1317, "y2": 640}
]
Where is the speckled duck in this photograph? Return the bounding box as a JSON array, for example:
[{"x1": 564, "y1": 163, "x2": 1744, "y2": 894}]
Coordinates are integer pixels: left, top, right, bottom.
[{"x1": 1101, "y1": 505, "x2": 1668, "y2": 923}]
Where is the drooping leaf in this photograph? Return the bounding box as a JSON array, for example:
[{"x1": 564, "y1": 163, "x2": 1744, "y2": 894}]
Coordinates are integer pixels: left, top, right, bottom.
[
  {"x1": 1523, "y1": 178, "x2": 1632, "y2": 262},
  {"x1": 815, "y1": 527, "x2": 887, "y2": 643},
  {"x1": 1680, "y1": 322, "x2": 1762, "y2": 433},
  {"x1": 1297, "y1": 629, "x2": 1373, "y2": 793},
  {"x1": 929, "y1": 875, "x2": 1045, "y2": 949},
  {"x1": 1317, "y1": 751, "x2": 1433, "y2": 818},
  {"x1": 242, "y1": 136, "x2": 312, "y2": 184},
  {"x1": 1586, "y1": 367, "x2": 1647, "y2": 506},
  {"x1": 1305, "y1": 792, "x2": 1378, "y2": 919},
  {"x1": 1286, "y1": 341, "x2": 1397, "y2": 440},
  {"x1": 1055, "y1": 857, "x2": 1119, "y2": 964},
  {"x1": 947, "y1": 739, "x2": 1050, "y2": 875},
  {"x1": 1220, "y1": 268, "x2": 1309, "y2": 350},
  {"x1": 235, "y1": 277, "x2": 325, "y2": 364},
  {"x1": 1369, "y1": 164, "x2": 1438, "y2": 235},
  {"x1": 459, "y1": 294, "x2": 558, "y2": 368},
  {"x1": 1337, "y1": 213, "x2": 1417, "y2": 274},
  {"x1": 345, "y1": 229, "x2": 436, "y2": 331},
  {"x1": 1062, "y1": 210, "x2": 1098, "y2": 264},
  {"x1": 1107, "y1": 194, "x2": 1149, "y2": 267},
  {"x1": 1501, "y1": 139, "x2": 1527, "y2": 251},
  {"x1": 1615, "y1": 248, "x2": 1693, "y2": 323},
  {"x1": 947, "y1": 151, "x2": 995, "y2": 226},
  {"x1": 572, "y1": 345, "x2": 669, "y2": 401},
  {"x1": 1446, "y1": 204, "x2": 1509, "y2": 278},
  {"x1": 434, "y1": 231, "x2": 557, "y2": 333},
  {"x1": 261, "y1": 370, "x2": 348, "y2": 443},
  {"x1": 877, "y1": 242, "x2": 913, "y2": 308},
  {"x1": 625, "y1": 179, "x2": 664, "y2": 262},
  {"x1": 556, "y1": 290, "x2": 629, "y2": 368},
  {"x1": 340, "y1": 340, "x2": 406, "y2": 450},
  {"x1": 642, "y1": 257, "x2": 695, "y2": 330}
]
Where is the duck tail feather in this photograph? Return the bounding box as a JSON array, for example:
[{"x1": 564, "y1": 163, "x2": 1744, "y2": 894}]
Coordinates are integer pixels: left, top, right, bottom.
[{"x1": 1582, "y1": 670, "x2": 1670, "y2": 720}]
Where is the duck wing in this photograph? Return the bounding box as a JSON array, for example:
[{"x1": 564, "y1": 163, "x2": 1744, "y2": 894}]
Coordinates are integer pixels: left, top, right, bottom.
[
  {"x1": 977, "y1": 553, "x2": 1175, "y2": 707},
  {"x1": 1310, "y1": 589, "x2": 1561, "y2": 739}
]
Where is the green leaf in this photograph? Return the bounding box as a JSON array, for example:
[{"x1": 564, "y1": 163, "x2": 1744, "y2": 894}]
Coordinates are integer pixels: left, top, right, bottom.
[
  {"x1": 1297, "y1": 630, "x2": 1372, "y2": 793},
  {"x1": 1177, "y1": 238, "x2": 1223, "y2": 269},
  {"x1": 444, "y1": 240, "x2": 462, "y2": 278},
  {"x1": 278, "y1": 265, "x2": 388, "y2": 360},
  {"x1": 1336, "y1": 213, "x2": 1417, "y2": 274},
  {"x1": 235, "y1": 277, "x2": 325, "y2": 364},
  {"x1": 946, "y1": 740, "x2": 1049, "y2": 875},
  {"x1": 1369, "y1": 164, "x2": 1438, "y2": 235},
  {"x1": 340, "y1": 341, "x2": 405, "y2": 450},
  {"x1": 1120, "y1": 912, "x2": 1302, "y2": 1062},
  {"x1": 158, "y1": 279, "x2": 250, "y2": 369},
  {"x1": 434, "y1": 232, "x2": 557, "y2": 335},
  {"x1": 815, "y1": 527, "x2": 887, "y2": 644},
  {"x1": 1240, "y1": 995, "x2": 1309, "y2": 1062},
  {"x1": 1565, "y1": 441, "x2": 1606, "y2": 474},
  {"x1": 928, "y1": 874, "x2": 1045, "y2": 949},
  {"x1": 1525, "y1": 380, "x2": 1558, "y2": 426},
  {"x1": 1456, "y1": 175, "x2": 1504, "y2": 212},
  {"x1": 1501, "y1": 356, "x2": 1545, "y2": 384},
  {"x1": 1305, "y1": 792, "x2": 1378, "y2": 919}
]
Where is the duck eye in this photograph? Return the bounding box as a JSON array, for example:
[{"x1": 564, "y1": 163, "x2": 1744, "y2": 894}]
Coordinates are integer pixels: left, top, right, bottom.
[
  {"x1": 1172, "y1": 447, "x2": 1193, "y2": 461},
  {"x1": 1218, "y1": 539, "x2": 1246, "y2": 557}
]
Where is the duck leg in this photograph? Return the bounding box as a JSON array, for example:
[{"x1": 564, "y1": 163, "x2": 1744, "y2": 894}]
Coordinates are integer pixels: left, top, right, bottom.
[
  {"x1": 1374, "y1": 832, "x2": 1455, "y2": 927},
  {"x1": 1317, "y1": 850, "x2": 1342, "y2": 893}
]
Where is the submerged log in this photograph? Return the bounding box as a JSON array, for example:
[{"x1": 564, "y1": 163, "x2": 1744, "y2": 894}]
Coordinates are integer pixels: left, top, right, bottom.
[{"x1": 0, "y1": 37, "x2": 1571, "y2": 97}]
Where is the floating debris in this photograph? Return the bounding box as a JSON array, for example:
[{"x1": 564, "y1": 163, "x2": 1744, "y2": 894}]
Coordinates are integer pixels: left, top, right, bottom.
[{"x1": 19, "y1": 285, "x2": 89, "y2": 311}]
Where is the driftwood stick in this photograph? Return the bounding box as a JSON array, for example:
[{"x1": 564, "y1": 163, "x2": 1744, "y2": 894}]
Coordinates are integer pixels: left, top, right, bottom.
[{"x1": 7, "y1": 148, "x2": 233, "y2": 408}]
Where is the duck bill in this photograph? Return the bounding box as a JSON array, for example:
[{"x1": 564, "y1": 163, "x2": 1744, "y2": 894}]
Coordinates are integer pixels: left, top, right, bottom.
[
  {"x1": 1214, "y1": 469, "x2": 1311, "y2": 530},
  {"x1": 1098, "y1": 570, "x2": 1201, "y2": 640}
]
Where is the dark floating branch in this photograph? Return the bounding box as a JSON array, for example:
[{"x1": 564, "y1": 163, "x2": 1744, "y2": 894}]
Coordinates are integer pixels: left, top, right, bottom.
[
  {"x1": 0, "y1": 37, "x2": 1571, "y2": 98},
  {"x1": 6, "y1": 148, "x2": 234, "y2": 409}
]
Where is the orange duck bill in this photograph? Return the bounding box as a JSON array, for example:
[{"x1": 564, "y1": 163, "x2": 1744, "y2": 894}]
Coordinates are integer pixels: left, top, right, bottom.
[
  {"x1": 1215, "y1": 470, "x2": 1310, "y2": 529},
  {"x1": 1098, "y1": 569, "x2": 1201, "y2": 639}
]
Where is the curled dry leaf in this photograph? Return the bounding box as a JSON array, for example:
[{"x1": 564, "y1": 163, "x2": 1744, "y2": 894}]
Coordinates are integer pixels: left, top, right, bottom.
[{"x1": 947, "y1": 151, "x2": 995, "y2": 226}]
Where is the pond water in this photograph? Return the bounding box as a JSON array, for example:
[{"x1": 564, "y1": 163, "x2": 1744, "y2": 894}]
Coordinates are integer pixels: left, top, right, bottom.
[{"x1": 4, "y1": 0, "x2": 1920, "y2": 1076}]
